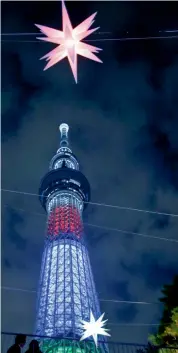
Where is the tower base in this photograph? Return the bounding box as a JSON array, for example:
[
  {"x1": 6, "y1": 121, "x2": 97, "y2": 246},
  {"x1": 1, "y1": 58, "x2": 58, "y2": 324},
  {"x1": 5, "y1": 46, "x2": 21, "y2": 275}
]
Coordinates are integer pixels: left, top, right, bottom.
[{"x1": 40, "y1": 338, "x2": 108, "y2": 353}]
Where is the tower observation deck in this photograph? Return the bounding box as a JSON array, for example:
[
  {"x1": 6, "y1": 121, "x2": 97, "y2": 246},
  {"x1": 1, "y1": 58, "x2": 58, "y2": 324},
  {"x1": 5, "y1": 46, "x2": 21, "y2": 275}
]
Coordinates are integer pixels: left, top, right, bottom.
[{"x1": 35, "y1": 124, "x2": 106, "y2": 352}]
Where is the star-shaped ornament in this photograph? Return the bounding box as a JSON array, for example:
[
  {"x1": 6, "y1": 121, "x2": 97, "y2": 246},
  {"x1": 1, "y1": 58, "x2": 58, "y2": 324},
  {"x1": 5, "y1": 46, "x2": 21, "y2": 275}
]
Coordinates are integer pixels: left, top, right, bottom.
[
  {"x1": 80, "y1": 311, "x2": 110, "y2": 347},
  {"x1": 35, "y1": 0, "x2": 102, "y2": 83}
]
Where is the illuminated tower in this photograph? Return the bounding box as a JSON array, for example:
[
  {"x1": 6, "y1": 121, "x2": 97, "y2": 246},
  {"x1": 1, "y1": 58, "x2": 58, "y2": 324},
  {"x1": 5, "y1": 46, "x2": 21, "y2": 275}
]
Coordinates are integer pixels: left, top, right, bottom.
[{"x1": 35, "y1": 124, "x2": 104, "y2": 352}]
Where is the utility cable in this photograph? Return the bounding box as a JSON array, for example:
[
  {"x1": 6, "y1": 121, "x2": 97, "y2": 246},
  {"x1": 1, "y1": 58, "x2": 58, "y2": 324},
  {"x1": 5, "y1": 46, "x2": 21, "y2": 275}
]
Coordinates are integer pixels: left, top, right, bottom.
[
  {"x1": 84, "y1": 222, "x2": 178, "y2": 243},
  {"x1": 2, "y1": 204, "x2": 178, "y2": 243},
  {"x1": 1, "y1": 35, "x2": 178, "y2": 44},
  {"x1": 1, "y1": 31, "x2": 178, "y2": 42},
  {"x1": 107, "y1": 323, "x2": 170, "y2": 327},
  {"x1": 0, "y1": 288, "x2": 169, "y2": 328},
  {"x1": 1, "y1": 286, "x2": 159, "y2": 306},
  {"x1": 1, "y1": 31, "x2": 111, "y2": 36},
  {"x1": 2, "y1": 29, "x2": 178, "y2": 36},
  {"x1": 2, "y1": 188, "x2": 178, "y2": 218}
]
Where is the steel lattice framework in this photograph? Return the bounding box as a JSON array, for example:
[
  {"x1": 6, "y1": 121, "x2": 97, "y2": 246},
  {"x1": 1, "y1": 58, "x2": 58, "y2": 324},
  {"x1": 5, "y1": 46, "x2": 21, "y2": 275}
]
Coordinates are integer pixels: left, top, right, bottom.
[
  {"x1": 36, "y1": 192, "x2": 101, "y2": 338},
  {"x1": 35, "y1": 124, "x2": 107, "y2": 351}
]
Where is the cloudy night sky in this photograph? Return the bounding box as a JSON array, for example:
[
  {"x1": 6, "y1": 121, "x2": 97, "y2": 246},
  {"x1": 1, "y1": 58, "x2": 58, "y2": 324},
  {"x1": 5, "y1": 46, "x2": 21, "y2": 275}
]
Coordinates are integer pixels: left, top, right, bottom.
[{"x1": 1, "y1": 0, "x2": 178, "y2": 345}]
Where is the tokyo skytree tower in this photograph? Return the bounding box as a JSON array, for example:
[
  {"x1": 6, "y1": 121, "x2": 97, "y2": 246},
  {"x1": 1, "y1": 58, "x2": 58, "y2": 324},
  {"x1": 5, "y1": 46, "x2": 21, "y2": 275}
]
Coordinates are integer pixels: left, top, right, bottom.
[{"x1": 35, "y1": 124, "x2": 106, "y2": 352}]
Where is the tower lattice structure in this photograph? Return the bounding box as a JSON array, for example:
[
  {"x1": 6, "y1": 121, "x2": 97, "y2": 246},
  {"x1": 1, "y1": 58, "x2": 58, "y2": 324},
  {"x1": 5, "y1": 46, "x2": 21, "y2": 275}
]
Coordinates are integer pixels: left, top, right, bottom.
[{"x1": 35, "y1": 124, "x2": 105, "y2": 351}]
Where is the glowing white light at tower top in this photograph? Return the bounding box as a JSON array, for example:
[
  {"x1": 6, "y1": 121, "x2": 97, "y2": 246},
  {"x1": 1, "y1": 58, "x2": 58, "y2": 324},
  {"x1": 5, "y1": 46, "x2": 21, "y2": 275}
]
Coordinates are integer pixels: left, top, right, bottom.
[
  {"x1": 59, "y1": 123, "x2": 69, "y2": 147},
  {"x1": 59, "y1": 123, "x2": 69, "y2": 137}
]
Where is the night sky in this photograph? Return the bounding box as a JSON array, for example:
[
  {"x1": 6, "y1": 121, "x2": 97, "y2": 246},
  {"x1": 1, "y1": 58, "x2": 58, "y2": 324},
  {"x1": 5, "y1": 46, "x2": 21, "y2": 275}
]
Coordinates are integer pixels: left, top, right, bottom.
[{"x1": 1, "y1": 0, "x2": 178, "y2": 345}]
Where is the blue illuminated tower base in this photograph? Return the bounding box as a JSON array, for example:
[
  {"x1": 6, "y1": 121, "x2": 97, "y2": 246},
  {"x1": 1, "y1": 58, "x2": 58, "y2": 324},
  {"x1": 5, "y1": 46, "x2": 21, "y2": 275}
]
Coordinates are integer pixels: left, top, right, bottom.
[{"x1": 41, "y1": 337, "x2": 106, "y2": 353}]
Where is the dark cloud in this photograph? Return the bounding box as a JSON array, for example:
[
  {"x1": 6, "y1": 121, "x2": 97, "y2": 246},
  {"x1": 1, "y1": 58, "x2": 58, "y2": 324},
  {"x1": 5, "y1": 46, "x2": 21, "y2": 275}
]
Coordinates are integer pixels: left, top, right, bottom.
[
  {"x1": 117, "y1": 304, "x2": 138, "y2": 323},
  {"x1": 150, "y1": 215, "x2": 170, "y2": 231},
  {"x1": 3, "y1": 259, "x2": 12, "y2": 269},
  {"x1": 1, "y1": 0, "x2": 178, "y2": 345},
  {"x1": 112, "y1": 281, "x2": 133, "y2": 302},
  {"x1": 3, "y1": 208, "x2": 27, "y2": 250},
  {"x1": 86, "y1": 227, "x2": 110, "y2": 248},
  {"x1": 135, "y1": 121, "x2": 178, "y2": 191},
  {"x1": 121, "y1": 253, "x2": 178, "y2": 290},
  {"x1": 2, "y1": 49, "x2": 42, "y2": 141}
]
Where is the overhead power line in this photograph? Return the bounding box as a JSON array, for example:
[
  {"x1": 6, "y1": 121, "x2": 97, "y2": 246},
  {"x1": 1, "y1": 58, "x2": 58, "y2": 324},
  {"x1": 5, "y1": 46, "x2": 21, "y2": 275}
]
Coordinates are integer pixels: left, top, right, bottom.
[
  {"x1": 85, "y1": 222, "x2": 178, "y2": 243},
  {"x1": 2, "y1": 203, "x2": 178, "y2": 243},
  {"x1": 1, "y1": 286, "x2": 159, "y2": 306},
  {"x1": 0, "y1": 288, "x2": 170, "y2": 329},
  {"x1": 1, "y1": 31, "x2": 178, "y2": 43},
  {"x1": 2, "y1": 188, "x2": 178, "y2": 218},
  {"x1": 2, "y1": 29, "x2": 178, "y2": 36},
  {"x1": 1, "y1": 32, "x2": 111, "y2": 36},
  {"x1": 107, "y1": 323, "x2": 168, "y2": 327},
  {"x1": 99, "y1": 299, "x2": 159, "y2": 306},
  {"x1": 1, "y1": 35, "x2": 178, "y2": 44}
]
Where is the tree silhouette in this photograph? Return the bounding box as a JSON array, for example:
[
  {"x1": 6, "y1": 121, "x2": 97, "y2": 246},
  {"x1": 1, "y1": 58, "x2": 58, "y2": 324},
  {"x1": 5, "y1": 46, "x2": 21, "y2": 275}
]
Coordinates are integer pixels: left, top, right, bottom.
[
  {"x1": 158, "y1": 275, "x2": 178, "y2": 335},
  {"x1": 150, "y1": 275, "x2": 178, "y2": 347},
  {"x1": 138, "y1": 275, "x2": 178, "y2": 353}
]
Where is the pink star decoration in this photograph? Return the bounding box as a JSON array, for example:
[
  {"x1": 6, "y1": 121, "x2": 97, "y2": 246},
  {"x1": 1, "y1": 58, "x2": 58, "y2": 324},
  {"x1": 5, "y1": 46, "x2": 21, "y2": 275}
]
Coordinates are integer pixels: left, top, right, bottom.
[{"x1": 35, "y1": 0, "x2": 102, "y2": 83}]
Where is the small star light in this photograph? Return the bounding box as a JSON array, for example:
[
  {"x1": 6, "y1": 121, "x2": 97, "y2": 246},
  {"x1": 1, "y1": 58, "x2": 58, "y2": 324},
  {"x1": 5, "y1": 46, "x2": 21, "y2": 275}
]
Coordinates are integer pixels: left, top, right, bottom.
[
  {"x1": 80, "y1": 311, "x2": 111, "y2": 347},
  {"x1": 35, "y1": 0, "x2": 102, "y2": 83}
]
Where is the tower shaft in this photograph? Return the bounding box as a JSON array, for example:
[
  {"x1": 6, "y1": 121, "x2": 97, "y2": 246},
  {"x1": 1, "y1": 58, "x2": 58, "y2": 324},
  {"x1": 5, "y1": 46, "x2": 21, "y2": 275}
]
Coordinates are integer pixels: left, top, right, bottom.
[
  {"x1": 35, "y1": 124, "x2": 104, "y2": 348},
  {"x1": 36, "y1": 191, "x2": 100, "y2": 338}
]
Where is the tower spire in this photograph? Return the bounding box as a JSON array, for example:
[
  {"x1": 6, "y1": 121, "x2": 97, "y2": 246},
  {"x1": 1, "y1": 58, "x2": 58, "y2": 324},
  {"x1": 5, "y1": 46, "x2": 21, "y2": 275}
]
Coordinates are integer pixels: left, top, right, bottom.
[
  {"x1": 59, "y1": 123, "x2": 69, "y2": 147},
  {"x1": 49, "y1": 123, "x2": 79, "y2": 171}
]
